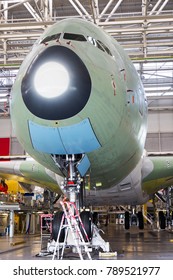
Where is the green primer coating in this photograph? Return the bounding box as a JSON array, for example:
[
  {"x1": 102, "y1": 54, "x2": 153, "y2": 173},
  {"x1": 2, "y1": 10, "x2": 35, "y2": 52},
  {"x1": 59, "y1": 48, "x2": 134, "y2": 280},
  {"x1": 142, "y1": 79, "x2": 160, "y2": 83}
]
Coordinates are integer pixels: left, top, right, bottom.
[
  {"x1": 142, "y1": 156, "x2": 173, "y2": 195},
  {"x1": 11, "y1": 19, "x2": 147, "y2": 192}
]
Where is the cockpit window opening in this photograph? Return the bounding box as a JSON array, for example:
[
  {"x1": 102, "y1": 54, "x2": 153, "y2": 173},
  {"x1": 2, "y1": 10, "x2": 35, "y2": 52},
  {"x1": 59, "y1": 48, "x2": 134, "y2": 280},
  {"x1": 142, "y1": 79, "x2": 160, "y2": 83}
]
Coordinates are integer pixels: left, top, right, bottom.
[
  {"x1": 97, "y1": 40, "x2": 112, "y2": 56},
  {"x1": 87, "y1": 36, "x2": 112, "y2": 57},
  {"x1": 96, "y1": 40, "x2": 106, "y2": 52},
  {"x1": 88, "y1": 36, "x2": 97, "y2": 47},
  {"x1": 40, "y1": 31, "x2": 112, "y2": 57},
  {"x1": 40, "y1": 33, "x2": 61, "y2": 44},
  {"x1": 87, "y1": 36, "x2": 104, "y2": 52},
  {"x1": 63, "y1": 33, "x2": 87, "y2": 41}
]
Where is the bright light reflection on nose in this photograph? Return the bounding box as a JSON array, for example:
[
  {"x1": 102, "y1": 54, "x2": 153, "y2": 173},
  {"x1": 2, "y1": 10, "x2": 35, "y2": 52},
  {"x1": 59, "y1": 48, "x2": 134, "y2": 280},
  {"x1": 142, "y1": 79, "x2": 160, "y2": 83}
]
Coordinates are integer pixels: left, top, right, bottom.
[{"x1": 34, "y1": 62, "x2": 69, "y2": 98}]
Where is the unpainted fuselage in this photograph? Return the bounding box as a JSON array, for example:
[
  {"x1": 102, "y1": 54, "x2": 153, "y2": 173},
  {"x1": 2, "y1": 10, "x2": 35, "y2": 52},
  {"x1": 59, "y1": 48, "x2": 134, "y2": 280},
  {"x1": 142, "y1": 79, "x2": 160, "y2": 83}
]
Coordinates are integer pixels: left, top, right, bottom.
[{"x1": 11, "y1": 19, "x2": 147, "y2": 202}]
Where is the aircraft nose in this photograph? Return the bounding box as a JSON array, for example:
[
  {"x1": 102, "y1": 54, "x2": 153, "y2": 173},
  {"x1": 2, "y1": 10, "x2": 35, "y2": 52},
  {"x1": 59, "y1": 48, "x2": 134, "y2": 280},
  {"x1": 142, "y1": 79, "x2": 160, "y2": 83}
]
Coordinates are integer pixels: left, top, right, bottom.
[{"x1": 21, "y1": 45, "x2": 92, "y2": 120}]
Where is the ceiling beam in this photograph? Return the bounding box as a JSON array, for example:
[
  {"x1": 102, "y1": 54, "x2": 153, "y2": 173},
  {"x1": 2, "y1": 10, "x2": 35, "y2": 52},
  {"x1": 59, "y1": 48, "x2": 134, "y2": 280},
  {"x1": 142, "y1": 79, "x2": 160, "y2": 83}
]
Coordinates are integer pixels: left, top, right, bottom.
[
  {"x1": 0, "y1": 0, "x2": 31, "y2": 14},
  {"x1": 155, "y1": 0, "x2": 170, "y2": 15},
  {"x1": 99, "y1": 0, "x2": 114, "y2": 20},
  {"x1": 105, "y1": 0, "x2": 124, "y2": 22},
  {"x1": 90, "y1": 0, "x2": 99, "y2": 24},
  {"x1": 142, "y1": 0, "x2": 147, "y2": 16},
  {"x1": 68, "y1": 0, "x2": 92, "y2": 20},
  {"x1": 23, "y1": 2, "x2": 42, "y2": 21},
  {"x1": 149, "y1": 0, "x2": 163, "y2": 15}
]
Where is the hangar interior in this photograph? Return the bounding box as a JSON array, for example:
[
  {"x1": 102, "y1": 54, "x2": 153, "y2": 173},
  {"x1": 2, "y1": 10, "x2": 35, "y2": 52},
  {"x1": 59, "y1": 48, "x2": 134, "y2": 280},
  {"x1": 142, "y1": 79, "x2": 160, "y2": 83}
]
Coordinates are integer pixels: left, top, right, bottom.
[
  {"x1": 0, "y1": 0, "x2": 173, "y2": 260},
  {"x1": 1, "y1": 0, "x2": 173, "y2": 153}
]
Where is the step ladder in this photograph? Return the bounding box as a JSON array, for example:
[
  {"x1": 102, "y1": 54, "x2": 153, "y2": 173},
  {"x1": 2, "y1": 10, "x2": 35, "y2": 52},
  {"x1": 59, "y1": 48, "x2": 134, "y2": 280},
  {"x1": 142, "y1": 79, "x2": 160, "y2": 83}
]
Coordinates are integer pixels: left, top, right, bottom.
[
  {"x1": 52, "y1": 198, "x2": 92, "y2": 260},
  {"x1": 40, "y1": 214, "x2": 53, "y2": 253}
]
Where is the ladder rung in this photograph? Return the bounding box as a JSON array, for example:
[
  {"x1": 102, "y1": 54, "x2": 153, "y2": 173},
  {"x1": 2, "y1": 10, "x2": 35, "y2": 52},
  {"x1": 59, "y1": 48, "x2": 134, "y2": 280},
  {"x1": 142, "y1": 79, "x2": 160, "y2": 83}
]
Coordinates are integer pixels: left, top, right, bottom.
[{"x1": 52, "y1": 199, "x2": 92, "y2": 260}]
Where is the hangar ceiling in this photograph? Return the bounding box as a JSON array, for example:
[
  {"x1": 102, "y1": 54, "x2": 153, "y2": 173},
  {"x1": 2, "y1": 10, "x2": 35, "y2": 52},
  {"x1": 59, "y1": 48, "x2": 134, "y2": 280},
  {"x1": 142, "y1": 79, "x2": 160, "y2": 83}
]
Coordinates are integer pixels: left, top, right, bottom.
[
  {"x1": 0, "y1": 0, "x2": 173, "y2": 117},
  {"x1": 0, "y1": 0, "x2": 173, "y2": 62}
]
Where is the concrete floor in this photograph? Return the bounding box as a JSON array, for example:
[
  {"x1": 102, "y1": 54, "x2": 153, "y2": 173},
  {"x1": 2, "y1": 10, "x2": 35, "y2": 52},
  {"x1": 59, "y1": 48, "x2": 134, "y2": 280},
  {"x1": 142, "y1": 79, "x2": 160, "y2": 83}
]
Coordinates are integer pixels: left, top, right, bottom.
[{"x1": 0, "y1": 224, "x2": 173, "y2": 260}]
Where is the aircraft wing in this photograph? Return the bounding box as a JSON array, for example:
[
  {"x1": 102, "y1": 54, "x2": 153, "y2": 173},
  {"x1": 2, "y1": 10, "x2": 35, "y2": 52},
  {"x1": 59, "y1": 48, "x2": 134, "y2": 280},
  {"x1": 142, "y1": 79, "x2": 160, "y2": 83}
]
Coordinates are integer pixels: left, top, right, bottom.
[
  {"x1": 1, "y1": 155, "x2": 173, "y2": 204},
  {"x1": 142, "y1": 156, "x2": 173, "y2": 195},
  {"x1": 0, "y1": 159, "x2": 63, "y2": 194}
]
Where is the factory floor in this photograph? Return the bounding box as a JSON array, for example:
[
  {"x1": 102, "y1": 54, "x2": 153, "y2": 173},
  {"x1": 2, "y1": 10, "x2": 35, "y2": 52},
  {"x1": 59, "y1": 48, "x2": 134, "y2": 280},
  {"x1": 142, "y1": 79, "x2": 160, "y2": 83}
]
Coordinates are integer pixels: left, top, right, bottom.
[{"x1": 0, "y1": 224, "x2": 173, "y2": 260}]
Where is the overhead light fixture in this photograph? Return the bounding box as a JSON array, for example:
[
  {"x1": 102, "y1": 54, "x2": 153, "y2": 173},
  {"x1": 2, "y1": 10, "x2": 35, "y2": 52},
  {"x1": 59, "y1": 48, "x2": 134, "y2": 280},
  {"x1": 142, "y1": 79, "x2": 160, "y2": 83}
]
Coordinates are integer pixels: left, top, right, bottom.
[
  {"x1": 0, "y1": 93, "x2": 8, "y2": 97},
  {"x1": 0, "y1": 98, "x2": 8, "y2": 102}
]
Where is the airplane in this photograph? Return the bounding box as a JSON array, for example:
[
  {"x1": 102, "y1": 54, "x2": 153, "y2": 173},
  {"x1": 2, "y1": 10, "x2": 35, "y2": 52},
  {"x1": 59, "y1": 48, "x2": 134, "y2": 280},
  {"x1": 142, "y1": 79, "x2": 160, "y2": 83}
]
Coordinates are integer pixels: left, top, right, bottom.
[{"x1": 0, "y1": 18, "x2": 173, "y2": 242}]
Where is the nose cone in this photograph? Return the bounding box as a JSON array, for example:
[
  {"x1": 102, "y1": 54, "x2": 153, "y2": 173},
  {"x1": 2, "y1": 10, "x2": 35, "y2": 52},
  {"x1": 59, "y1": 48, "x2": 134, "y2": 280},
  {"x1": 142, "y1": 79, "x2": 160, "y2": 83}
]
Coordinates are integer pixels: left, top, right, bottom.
[{"x1": 21, "y1": 46, "x2": 92, "y2": 120}]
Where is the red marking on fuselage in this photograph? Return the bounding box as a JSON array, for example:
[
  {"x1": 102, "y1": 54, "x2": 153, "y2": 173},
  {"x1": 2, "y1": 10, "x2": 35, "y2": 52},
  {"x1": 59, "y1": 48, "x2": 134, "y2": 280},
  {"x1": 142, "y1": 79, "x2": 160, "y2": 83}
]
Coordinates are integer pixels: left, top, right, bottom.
[{"x1": 111, "y1": 75, "x2": 116, "y2": 96}]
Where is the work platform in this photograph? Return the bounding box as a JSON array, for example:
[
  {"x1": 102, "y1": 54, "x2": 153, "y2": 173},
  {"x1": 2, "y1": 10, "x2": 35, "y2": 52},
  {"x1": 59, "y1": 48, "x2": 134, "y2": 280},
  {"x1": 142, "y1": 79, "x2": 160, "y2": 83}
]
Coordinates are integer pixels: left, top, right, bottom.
[{"x1": 1, "y1": 224, "x2": 173, "y2": 260}]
